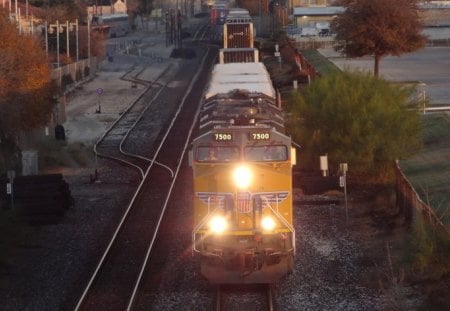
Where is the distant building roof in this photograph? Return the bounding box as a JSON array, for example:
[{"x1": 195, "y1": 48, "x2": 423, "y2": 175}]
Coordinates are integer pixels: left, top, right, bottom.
[
  {"x1": 293, "y1": 6, "x2": 345, "y2": 16},
  {"x1": 419, "y1": 2, "x2": 450, "y2": 9}
]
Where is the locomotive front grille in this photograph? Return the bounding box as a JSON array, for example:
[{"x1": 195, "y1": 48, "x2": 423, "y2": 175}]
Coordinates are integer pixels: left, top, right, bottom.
[{"x1": 236, "y1": 192, "x2": 252, "y2": 213}]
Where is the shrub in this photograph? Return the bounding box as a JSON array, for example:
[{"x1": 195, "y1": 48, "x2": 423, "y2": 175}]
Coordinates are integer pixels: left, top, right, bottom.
[
  {"x1": 401, "y1": 214, "x2": 450, "y2": 280},
  {"x1": 84, "y1": 66, "x2": 90, "y2": 78},
  {"x1": 61, "y1": 74, "x2": 74, "y2": 91},
  {"x1": 75, "y1": 69, "x2": 82, "y2": 81}
]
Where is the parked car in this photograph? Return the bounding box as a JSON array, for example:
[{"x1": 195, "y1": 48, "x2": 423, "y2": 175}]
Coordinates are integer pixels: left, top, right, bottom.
[
  {"x1": 318, "y1": 28, "x2": 330, "y2": 36},
  {"x1": 301, "y1": 27, "x2": 318, "y2": 37}
]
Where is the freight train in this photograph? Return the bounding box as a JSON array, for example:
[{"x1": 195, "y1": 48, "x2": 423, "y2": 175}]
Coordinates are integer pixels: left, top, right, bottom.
[
  {"x1": 210, "y1": 1, "x2": 228, "y2": 41},
  {"x1": 190, "y1": 5, "x2": 296, "y2": 284}
]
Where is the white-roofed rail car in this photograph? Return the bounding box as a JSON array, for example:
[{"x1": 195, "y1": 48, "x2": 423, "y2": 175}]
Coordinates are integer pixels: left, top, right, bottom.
[{"x1": 189, "y1": 62, "x2": 296, "y2": 284}]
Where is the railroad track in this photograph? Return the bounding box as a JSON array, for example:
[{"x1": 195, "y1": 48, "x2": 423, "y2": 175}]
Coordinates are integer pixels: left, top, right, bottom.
[
  {"x1": 191, "y1": 21, "x2": 211, "y2": 43},
  {"x1": 92, "y1": 17, "x2": 213, "y2": 179},
  {"x1": 216, "y1": 284, "x2": 276, "y2": 311},
  {"x1": 93, "y1": 66, "x2": 171, "y2": 179},
  {"x1": 74, "y1": 29, "x2": 216, "y2": 309}
]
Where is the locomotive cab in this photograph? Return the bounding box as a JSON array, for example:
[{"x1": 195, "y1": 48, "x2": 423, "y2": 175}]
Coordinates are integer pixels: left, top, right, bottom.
[{"x1": 191, "y1": 125, "x2": 296, "y2": 284}]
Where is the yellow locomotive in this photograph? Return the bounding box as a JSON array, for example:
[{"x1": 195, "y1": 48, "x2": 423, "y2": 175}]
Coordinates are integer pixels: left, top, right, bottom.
[{"x1": 190, "y1": 62, "x2": 296, "y2": 284}]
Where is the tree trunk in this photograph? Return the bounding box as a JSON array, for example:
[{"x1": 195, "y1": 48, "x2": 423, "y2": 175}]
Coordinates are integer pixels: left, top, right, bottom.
[{"x1": 374, "y1": 54, "x2": 380, "y2": 77}]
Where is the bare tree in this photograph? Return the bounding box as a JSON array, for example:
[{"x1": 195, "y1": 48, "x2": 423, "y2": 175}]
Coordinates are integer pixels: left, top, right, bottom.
[{"x1": 331, "y1": 0, "x2": 427, "y2": 77}]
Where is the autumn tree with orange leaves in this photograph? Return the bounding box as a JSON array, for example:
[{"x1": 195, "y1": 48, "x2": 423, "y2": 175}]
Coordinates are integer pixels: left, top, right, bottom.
[
  {"x1": 0, "y1": 9, "x2": 56, "y2": 147},
  {"x1": 331, "y1": 0, "x2": 427, "y2": 77}
]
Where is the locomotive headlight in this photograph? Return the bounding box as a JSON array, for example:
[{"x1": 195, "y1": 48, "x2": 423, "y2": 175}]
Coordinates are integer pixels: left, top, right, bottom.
[
  {"x1": 233, "y1": 165, "x2": 252, "y2": 189},
  {"x1": 208, "y1": 215, "x2": 228, "y2": 234},
  {"x1": 261, "y1": 216, "x2": 276, "y2": 231}
]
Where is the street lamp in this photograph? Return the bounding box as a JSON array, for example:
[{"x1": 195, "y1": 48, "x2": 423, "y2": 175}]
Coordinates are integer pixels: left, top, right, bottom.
[
  {"x1": 88, "y1": 15, "x2": 91, "y2": 63},
  {"x1": 47, "y1": 20, "x2": 61, "y2": 67},
  {"x1": 259, "y1": 0, "x2": 262, "y2": 36},
  {"x1": 64, "y1": 20, "x2": 79, "y2": 61},
  {"x1": 46, "y1": 19, "x2": 79, "y2": 67}
]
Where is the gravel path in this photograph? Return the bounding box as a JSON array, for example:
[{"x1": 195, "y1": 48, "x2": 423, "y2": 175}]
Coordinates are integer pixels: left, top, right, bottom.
[{"x1": 0, "y1": 163, "x2": 136, "y2": 310}]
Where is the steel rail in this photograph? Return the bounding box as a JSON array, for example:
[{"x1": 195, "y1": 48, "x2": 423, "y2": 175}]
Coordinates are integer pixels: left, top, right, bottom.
[
  {"x1": 93, "y1": 64, "x2": 173, "y2": 179},
  {"x1": 267, "y1": 285, "x2": 275, "y2": 311},
  {"x1": 74, "y1": 64, "x2": 179, "y2": 310},
  {"x1": 192, "y1": 23, "x2": 210, "y2": 42},
  {"x1": 126, "y1": 45, "x2": 212, "y2": 311},
  {"x1": 216, "y1": 284, "x2": 275, "y2": 311},
  {"x1": 74, "y1": 46, "x2": 210, "y2": 311}
]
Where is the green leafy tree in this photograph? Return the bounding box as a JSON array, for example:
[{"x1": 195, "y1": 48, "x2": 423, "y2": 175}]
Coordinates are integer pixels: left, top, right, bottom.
[
  {"x1": 287, "y1": 70, "x2": 422, "y2": 180},
  {"x1": 331, "y1": 0, "x2": 427, "y2": 77},
  {"x1": 0, "y1": 9, "x2": 56, "y2": 145}
]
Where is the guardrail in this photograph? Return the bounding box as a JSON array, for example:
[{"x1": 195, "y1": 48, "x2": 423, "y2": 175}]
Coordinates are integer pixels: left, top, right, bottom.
[
  {"x1": 423, "y1": 106, "x2": 450, "y2": 112},
  {"x1": 288, "y1": 35, "x2": 450, "y2": 50}
]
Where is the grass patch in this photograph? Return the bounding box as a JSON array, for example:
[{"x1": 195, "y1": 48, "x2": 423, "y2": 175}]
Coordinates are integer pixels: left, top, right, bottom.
[
  {"x1": 301, "y1": 49, "x2": 341, "y2": 76},
  {"x1": 400, "y1": 113, "x2": 450, "y2": 227},
  {"x1": 421, "y1": 113, "x2": 450, "y2": 146},
  {"x1": 400, "y1": 214, "x2": 450, "y2": 282},
  {"x1": 380, "y1": 219, "x2": 450, "y2": 310}
]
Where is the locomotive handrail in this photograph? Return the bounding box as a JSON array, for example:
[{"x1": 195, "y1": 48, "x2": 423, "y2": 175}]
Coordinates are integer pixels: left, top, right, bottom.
[
  {"x1": 192, "y1": 206, "x2": 222, "y2": 254},
  {"x1": 263, "y1": 197, "x2": 296, "y2": 254},
  {"x1": 264, "y1": 200, "x2": 295, "y2": 234}
]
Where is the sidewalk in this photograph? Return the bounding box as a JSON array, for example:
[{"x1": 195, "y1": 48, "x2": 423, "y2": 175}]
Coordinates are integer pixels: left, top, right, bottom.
[{"x1": 63, "y1": 30, "x2": 177, "y2": 145}]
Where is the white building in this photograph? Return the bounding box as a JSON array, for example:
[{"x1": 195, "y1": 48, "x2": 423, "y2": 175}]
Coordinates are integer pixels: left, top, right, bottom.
[{"x1": 87, "y1": 0, "x2": 127, "y2": 16}]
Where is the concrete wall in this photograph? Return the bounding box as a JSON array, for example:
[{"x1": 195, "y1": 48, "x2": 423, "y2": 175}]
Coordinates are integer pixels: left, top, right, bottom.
[{"x1": 51, "y1": 58, "x2": 98, "y2": 89}]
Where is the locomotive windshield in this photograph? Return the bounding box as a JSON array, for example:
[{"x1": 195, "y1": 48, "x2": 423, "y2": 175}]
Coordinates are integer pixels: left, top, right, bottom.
[
  {"x1": 196, "y1": 146, "x2": 240, "y2": 162},
  {"x1": 244, "y1": 145, "x2": 287, "y2": 161}
]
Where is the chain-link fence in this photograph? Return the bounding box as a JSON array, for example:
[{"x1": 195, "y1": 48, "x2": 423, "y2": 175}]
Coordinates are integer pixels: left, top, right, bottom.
[{"x1": 395, "y1": 161, "x2": 449, "y2": 234}]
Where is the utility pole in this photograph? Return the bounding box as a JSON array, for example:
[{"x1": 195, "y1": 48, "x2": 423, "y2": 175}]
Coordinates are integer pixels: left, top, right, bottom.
[
  {"x1": 259, "y1": 0, "x2": 262, "y2": 36},
  {"x1": 88, "y1": 16, "x2": 91, "y2": 62}
]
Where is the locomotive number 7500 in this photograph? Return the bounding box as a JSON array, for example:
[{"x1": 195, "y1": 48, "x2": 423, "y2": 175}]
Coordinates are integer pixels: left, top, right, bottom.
[
  {"x1": 252, "y1": 133, "x2": 270, "y2": 140},
  {"x1": 214, "y1": 133, "x2": 233, "y2": 141}
]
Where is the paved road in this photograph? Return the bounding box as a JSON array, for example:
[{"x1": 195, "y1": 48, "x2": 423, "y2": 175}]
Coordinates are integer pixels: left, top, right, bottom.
[{"x1": 319, "y1": 46, "x2": 450, "y2": 106}]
